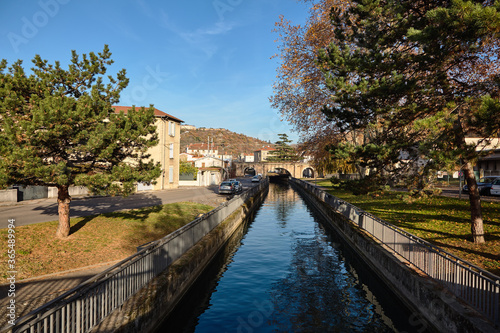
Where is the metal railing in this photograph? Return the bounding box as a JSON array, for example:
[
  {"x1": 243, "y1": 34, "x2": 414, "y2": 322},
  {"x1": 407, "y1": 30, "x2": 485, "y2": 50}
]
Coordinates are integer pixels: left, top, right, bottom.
[
  {"x1": 292, "y1": 178, "x2": 500, "y2": 327},
  {"x1": 7, "y1": 179, "x2": 269, "y2": 333}
]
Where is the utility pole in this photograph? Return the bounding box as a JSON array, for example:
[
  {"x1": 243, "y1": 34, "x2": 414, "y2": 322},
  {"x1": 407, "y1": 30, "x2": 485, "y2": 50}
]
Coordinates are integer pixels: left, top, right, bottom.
[{"x1": 207, "y1": 136, "x2": 210, "y2": 157}]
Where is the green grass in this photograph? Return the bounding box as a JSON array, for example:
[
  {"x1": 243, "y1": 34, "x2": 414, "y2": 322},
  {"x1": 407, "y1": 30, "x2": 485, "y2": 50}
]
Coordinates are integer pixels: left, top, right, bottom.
[
  {"x1": 312, "y1": 180, "x2": 500, "y2": 276},
  {"x1": 0, "y1": 202, "x2": 214, "y2": 282}
]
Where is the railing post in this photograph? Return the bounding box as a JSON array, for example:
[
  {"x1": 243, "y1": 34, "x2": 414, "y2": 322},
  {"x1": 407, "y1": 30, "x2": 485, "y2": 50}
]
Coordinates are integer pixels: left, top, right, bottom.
[
  {"x1": 494, "y1": 280, "x2": 499, "y2": 325},
  {"x1": 76, "y1": 298, "x2": 81, "y2": 333}
]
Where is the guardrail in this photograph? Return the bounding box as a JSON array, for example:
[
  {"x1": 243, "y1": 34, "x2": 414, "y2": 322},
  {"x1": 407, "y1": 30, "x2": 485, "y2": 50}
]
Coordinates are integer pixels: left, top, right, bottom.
[
  {"x1": 7, "y1": 179, "x2": 269, "y2": 333},
  {"x1": 292, "y1": 178, "x2": 500, "y2": 327}
]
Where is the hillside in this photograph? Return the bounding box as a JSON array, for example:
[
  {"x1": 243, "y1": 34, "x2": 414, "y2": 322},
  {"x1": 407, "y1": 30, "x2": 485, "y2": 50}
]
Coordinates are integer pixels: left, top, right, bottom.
[{"x1": 180, "y1": 126, "x2": 273, "y2": 157}]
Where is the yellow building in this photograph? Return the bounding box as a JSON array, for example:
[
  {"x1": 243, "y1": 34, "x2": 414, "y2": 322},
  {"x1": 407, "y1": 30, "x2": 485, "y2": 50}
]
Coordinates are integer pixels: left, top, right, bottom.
[
  {"x1": 113, "y1": 106, "x2": 183, "y2": 190},
  {"x1": 254, "y1": 147, "x2": 276, "y2": 162}
]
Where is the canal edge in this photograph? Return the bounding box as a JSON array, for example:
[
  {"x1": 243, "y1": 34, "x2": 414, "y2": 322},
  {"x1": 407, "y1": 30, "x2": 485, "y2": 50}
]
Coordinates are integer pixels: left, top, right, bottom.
[
  {"x1": 290, "y1": 178, "x2": 497, "y2": 333},
  {"x1": 91, "y1": 183, "x2": 269, "y2": 333}
]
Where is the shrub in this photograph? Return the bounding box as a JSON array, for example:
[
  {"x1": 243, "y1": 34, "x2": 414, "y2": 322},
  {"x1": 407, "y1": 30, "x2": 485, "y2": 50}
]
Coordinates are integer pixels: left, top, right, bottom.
[{"x1": 330, "y1": 175, "x2": 386, "y2": 195}]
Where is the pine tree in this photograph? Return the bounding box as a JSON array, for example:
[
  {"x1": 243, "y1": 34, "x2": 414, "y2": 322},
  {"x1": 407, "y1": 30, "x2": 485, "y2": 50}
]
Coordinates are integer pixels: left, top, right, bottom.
[
  {"x1": 267, "y1": 133, "x2": 299, "y2": 162},
  {"x1": 0, "y1": 46, "x2": 161, "y2": 238},
  {"x1": 319, "y1": 0, "x2": 500, "y2": 243}
]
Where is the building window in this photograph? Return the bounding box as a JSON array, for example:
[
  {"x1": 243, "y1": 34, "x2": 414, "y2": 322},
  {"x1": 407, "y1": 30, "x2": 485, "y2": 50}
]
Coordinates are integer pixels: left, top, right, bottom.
[
  {"x1": 170, "y1": 143, "x2": 174, "y2": 159},
  {"x1": 168, "y1": 121, "x2": 175, "y2": 136},
  {"x1": 169, "y1": 166, "x2": 174, "y2": 183}
]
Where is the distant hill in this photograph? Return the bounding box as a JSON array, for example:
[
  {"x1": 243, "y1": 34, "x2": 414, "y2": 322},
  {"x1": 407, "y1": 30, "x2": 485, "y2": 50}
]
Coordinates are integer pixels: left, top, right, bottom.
[{"x1": 180, "y1": 126, "x2": 273, "y2": 158}]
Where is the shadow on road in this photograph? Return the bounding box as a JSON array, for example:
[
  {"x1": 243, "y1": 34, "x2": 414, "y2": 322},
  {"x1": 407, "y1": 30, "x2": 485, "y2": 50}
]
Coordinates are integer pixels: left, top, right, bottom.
[{"x1": 33, "y1": 192, "x2": 164, "y2": 219}]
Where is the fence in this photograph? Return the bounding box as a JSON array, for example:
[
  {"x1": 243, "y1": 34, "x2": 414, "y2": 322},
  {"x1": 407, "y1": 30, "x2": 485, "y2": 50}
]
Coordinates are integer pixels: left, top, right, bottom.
[
  {"x1": 8, "y1": 179, "x2": 268, "y2": 333},
  {"x1": 292, "y1": 178, "x2": 500, "y2": 327}
]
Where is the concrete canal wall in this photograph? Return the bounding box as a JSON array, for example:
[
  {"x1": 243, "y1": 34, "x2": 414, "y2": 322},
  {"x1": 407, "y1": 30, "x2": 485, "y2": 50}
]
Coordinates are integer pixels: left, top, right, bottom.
[
  {"x1": 93, "y1": 183, "x2": 269, "y2": 333},
  {"x1": 291, "y1": 179, "x2": 497, "y2": 333}
]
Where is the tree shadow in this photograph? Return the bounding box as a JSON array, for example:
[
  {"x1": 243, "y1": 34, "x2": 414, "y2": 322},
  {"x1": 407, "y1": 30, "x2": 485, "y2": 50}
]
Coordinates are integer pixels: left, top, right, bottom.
[
  {"x1": 70, "y1": 215, "x2": 98, "y2": 234},
  {"x1": 429, "y1": 238, "x2": 500, "y2": 276},
  {"x1": 33, "y1": 192, "x2": 164, "y2": 219},
  {"x1": 206, "y1": 185, "x2": 220, "y2": 195},
  {"x1": 121, "y1": 202, "x2": 213, "y2": 253},
  {"x1": 103, "y1": 205, "x2": 163, "y2": 221}
]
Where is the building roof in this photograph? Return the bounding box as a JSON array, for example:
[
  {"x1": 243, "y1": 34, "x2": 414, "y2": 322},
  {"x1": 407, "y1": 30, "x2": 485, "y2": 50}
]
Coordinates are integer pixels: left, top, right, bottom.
[
  {"x1": 255, "y1": 146, "x2": 276, "y2": 152},
  {"x1": 112, "y1": 106, "x2": 183, "y2": 123},
  {"x1": 195, "y1": 156, "x2": 224, "y2": 161}
]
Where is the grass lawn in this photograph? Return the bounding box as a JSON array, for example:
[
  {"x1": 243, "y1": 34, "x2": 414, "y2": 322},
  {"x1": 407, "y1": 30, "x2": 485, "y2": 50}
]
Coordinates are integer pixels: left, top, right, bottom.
[
  {"x1": 0, "y1": 202, "x2": 214, "y2": 283},
  {"x1": 312, "y1": 180, "x2": 500, "y2": 276}
]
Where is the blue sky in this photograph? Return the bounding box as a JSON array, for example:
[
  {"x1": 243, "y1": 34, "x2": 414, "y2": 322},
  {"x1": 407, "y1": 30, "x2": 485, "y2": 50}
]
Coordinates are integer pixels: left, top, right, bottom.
[{"x1": 0, "y1": 0, "x2": 310, "y2": 143}]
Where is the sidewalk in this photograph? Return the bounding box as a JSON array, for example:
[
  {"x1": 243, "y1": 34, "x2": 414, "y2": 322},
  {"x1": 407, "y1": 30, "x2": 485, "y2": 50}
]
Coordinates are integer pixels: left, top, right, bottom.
[{"x1": 0, "y1": 261, "x2": 119, "y2": 330}]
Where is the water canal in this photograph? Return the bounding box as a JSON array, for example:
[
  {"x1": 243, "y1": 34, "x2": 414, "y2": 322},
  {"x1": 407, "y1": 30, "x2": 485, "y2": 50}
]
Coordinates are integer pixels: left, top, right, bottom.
[{"x1": 157, "y1": 183, "x2": 424, "y2": 332}]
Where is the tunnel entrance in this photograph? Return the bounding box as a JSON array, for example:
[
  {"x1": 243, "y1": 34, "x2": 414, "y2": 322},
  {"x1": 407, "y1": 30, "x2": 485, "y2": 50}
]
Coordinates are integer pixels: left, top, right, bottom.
[
  {"x1": 303, "y1": 167, "x2": 314, "y2": 178},
  {"x1": 244, "y1": 167, "x2": 256, "y2": 177}
]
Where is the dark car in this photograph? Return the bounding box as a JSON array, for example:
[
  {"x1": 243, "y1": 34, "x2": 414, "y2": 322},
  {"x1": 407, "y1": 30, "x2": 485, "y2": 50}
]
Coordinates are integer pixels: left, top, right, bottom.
[
  {"x1": 462, "y1": 176, "x2": 500, "y2": 196},
  {"x1": 227, "y1": 179, "x2": 242, "y2": 193}
]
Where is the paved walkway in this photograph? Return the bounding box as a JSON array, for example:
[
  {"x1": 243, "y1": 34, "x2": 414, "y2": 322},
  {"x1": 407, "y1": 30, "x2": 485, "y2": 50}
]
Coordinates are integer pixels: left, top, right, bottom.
[
  {"x1": 0, "y1": 261, "x2": 120, "y2": 330},
  {"x1": 0, "y1": 185, "x2": 230, "y2": 330}
]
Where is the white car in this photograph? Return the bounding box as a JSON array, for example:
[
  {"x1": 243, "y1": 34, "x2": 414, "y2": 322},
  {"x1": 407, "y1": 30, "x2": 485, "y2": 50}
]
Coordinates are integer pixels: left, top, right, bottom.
[
  {"x1": 463, "y1": 176, "x2": 500, "y2": 196},
  {"x1": 490, "y1": 178, "x2": 500, "y2": 196},
  {"x1": 251, "y1": 175, "x2": 260, "y2": 182}
]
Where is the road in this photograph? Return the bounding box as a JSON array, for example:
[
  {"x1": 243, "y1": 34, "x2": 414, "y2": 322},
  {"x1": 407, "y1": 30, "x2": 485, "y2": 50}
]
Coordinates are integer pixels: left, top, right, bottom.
[
  {"x1": 0, "y1": 177, "x2": 259, "y2": 229},
  {"x1": 0, "y1": 187, "x2": 211, "y2": 229},
  {"x1": 438, "y1": 186, "x2": 500, "y2": 202}
]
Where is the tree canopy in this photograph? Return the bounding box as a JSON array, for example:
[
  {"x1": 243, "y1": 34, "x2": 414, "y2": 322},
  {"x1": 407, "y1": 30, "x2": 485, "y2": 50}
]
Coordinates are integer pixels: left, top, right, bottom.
[
  {"x1": 273, "y1": 0, "x2": 500, "y2": 243},
  {"x1": 180, "y1": 161, "x2": 198, "y2": 180},
  {"x1": 271, "y1": 0, "x2": 360, "y2": 174},
  {"x1": 0, "y1": 45, "x2": 161, "y2": 238},
  {"x1": 317, "y1": 0, "x2": 500, "y2": 243},
  {"x1": 267, "y1": 133, "x2": 299, "y2": 162}
]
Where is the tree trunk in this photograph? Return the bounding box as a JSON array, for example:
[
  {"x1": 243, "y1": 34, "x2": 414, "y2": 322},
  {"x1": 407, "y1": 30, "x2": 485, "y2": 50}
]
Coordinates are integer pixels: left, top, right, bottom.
[
  {"x1": 463, "y1": 161, "x2": 485, "y2": 244},
  {"x1": 55, "y1": 185, "x2": 72, "y2": 239},
  {"x1": 453, "y1": 116, "x2": 485, "y2": 244}
]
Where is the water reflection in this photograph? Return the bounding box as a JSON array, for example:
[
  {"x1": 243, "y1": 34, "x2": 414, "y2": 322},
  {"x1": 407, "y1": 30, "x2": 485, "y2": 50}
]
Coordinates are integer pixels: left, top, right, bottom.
[
  {"x1": 157, "y1": 183, "x2": 419, "y2": 332},
  {"x1": 268, "y1": 222, "x2": 396, "y2": 332},
  {"x1": 268, "y1": 182, "x2": 297, "y2": 225}
]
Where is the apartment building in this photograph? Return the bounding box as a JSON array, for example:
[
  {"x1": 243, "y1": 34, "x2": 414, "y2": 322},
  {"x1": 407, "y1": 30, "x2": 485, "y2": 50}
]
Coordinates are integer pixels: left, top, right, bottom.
[{"x1": 113, "y1": 106, "x2": 183, "y2": 190}]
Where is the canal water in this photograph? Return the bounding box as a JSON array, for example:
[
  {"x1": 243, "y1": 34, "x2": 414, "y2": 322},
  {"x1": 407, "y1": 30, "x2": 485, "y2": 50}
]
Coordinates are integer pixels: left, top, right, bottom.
[{"x1": 157, "y1": 183, "x2": 424, "y2": 332}]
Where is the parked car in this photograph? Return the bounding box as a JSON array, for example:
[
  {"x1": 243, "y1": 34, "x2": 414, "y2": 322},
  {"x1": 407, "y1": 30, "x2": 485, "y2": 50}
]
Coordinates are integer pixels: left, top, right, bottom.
[
  {"x1": 490, "y1": 178, "x2": 500, "y2": 196},
  {"x1": 230, "y1": 180, "x2": 243, "y2": 193},
  {"x1": 462, "y1": 176, "x2": 500, "y2": 196},
  {"x1": 219, "y1": 181, "x2": 236, "y2": 194},
  {"x1": 251, "y1": 175, "x2": 260, "y2": 183}
]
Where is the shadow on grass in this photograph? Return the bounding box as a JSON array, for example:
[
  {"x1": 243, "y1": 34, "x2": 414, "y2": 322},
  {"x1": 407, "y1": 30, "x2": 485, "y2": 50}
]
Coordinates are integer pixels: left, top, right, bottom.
[
  {"x1": 324, "y1": 188, "x2": 500, "y2": 275},
  {"x1": 70, "y1": 215, "x2": 98, "y2": 234},
  {"x1": 120, "y1": 202, "x2": 214, "y2": 253},
  {"x1": 68, "y1": 205, "x2": 165, "y2": 235},
  {"x1": 103, "y1": 205, "x2": 163, "y2": 221},
  {"x1": 429, "y1": 238, "x2": 500, "y2": 276}
]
